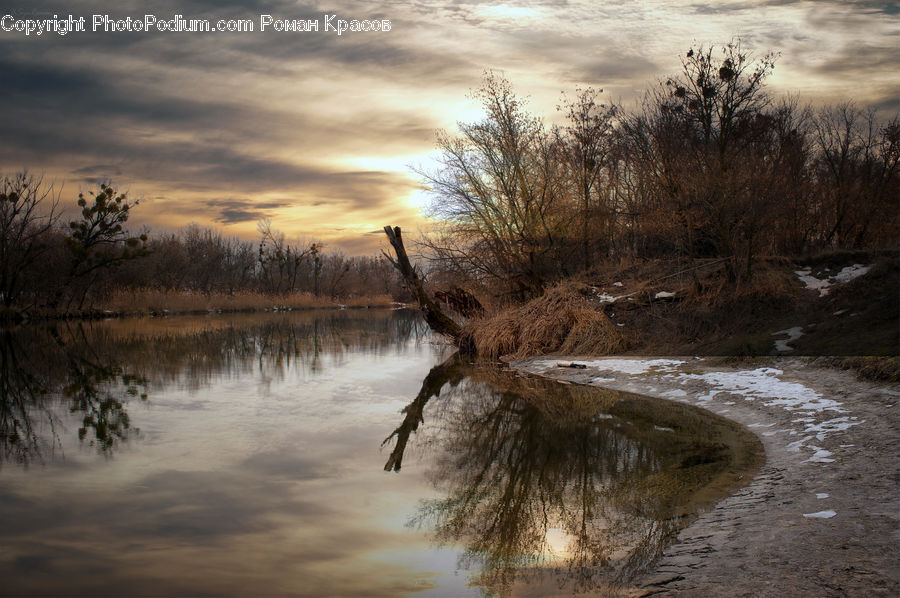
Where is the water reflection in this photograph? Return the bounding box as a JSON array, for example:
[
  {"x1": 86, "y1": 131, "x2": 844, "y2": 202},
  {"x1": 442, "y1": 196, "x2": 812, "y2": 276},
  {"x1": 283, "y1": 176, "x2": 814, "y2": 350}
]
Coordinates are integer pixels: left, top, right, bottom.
[
  {"x1": 1, "y1": 312, "x2": 761, "y2": 597},
  {"x1": 385, "y1": 361, "x2": 763, "y2": 596},
  {"x1": 0, "y1": 310, "x2": 427, "y2": 466},
  {"x1": 0, "y1": 326, "x2": 147, "y2": 465}
]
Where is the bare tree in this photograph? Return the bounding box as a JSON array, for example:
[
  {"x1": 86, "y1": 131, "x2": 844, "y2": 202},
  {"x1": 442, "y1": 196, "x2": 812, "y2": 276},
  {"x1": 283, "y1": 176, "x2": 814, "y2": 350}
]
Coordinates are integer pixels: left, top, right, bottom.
[
  {"x1": 419, "y1": 73, "x2": 568, "y2": 297},
  {"x1": 256, "y1": 219, "x2": 312, "y2": 294},
  {"x1": 0, "y1": 172, "x2": 60, "y2": 311},
  {"x1": 556, "y1": 88, "x2": 619, "y2": 270},
  {"x1": 813, "y1": 103, "x2": 900, "y2": 249},
  {"x1": 624, "y1": 41, "x2": 779, "y2": 280}
]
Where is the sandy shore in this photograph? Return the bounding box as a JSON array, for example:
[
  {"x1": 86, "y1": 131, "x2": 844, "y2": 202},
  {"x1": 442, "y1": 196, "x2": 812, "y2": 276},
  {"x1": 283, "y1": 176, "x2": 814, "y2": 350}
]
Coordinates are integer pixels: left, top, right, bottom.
[{"x1": 510, "y1": 356, "x2": 900, "y2": 597}]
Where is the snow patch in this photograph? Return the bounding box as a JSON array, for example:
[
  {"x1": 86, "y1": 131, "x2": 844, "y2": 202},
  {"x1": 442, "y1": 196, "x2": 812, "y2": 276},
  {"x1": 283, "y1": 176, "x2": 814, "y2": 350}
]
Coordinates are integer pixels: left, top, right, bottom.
[
  {"x1": 654, "y1": 291, "x2": 675, "y2": 299},
  {"x1": 677, "y1": 368, "x2": 843, "y2": 413},
  {"x1": 805, "y1": 446, "x2": 835, "y2": 463},
  {"x1": 816, "y1": 493, "x2": 829, "y2": 499},
  {"x1": 581, "y1": 358, "x2": 685, "y2": 375},
  {"x1": 795, "y1": 269, "x2": 831, "y2": 296},
  {"x1": 801, "y1": 417, "x2": 863, "y2": 440},
  {"x1": 795, "y1": 264, "x2": 870, "y2": 296},
  {"x1": 803, "y1": 510, "x2": 836, "y2": 519},
  {"x1": 833, "y1": 264, "x2": 871, "y2": 283}
]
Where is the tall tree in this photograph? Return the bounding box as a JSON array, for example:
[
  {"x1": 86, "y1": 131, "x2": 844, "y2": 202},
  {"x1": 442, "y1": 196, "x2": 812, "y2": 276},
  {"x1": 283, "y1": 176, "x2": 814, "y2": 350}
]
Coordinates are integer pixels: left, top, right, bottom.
[
  {"x1": 420, "y1": 73, "x2": 567, "y2": 297},
  {"x1": 556, "y1": 88, "x2": 618, "y2": 270},
  {"x1": 62, "y1": 183, "x2": 148, "y2": 309},
  {"x1": 0, "y1": 172, "x2": 59, "y2": 311},
  {"x1": 625, "y1": 41, "x2": 779, "y2": 280}
]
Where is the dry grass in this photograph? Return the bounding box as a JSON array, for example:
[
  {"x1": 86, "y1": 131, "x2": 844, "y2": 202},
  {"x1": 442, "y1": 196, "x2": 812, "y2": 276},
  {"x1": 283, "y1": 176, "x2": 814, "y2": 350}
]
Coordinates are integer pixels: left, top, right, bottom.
[
  {"x1": 463, "y1": 283, "x2": 626, "y2": 361},
  {"x1": 98, "y1": 288, "x2": 397, "y2": 315},
  {"x1": 340, "y1": 294, "x2": 397, "y2": 308},
  {"x1": 812, "y1": 356, "x2": 900, "y2": 383}
]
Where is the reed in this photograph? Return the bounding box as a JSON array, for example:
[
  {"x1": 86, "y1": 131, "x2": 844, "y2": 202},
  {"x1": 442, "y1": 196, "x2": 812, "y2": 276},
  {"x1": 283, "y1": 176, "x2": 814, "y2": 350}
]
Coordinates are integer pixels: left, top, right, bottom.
[{"x1": 98, "y1": 288, "x2": 398, "y2": 315}]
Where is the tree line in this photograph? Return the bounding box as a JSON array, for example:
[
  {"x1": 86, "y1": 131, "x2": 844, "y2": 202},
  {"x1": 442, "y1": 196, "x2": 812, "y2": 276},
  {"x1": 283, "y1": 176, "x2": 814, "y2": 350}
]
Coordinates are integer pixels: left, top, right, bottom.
[
  {"x1": 4, "y1": 41, "x2": 897, "y2": 316},
  {"x1": 0, "y1": 173, "x2": 404, "y2": 316},
  {"x1": 420, "y1": 42, "x2": 898, "y2": 298}
]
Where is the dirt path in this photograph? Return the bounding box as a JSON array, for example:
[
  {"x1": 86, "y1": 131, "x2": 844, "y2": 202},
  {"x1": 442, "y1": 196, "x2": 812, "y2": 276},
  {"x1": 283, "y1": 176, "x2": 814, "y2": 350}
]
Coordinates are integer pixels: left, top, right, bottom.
[{"x1": 510, "y1": 356, "x2": 900, "y2": 597}]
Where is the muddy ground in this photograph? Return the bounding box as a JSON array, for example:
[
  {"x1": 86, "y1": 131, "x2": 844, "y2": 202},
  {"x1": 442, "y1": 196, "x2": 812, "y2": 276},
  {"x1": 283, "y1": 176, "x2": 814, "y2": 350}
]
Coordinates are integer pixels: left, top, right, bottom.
[{"x1": 511, "y1": 356, "x2": 900, "y2": 597}]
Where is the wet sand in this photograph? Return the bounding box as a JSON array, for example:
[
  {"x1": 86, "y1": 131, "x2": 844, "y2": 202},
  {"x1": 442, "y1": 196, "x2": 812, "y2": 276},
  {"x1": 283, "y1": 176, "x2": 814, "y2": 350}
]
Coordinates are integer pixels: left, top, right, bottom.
[{"x1": 510, "y1": 356, "x2": 900, "y2": 597}]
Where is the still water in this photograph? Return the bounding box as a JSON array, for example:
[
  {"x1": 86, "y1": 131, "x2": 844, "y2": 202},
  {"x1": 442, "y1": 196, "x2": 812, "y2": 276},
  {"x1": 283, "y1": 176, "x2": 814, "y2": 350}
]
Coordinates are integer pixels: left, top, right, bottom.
[{"x1": 0, "y1": 310, "x2": 761, "y2": 597}]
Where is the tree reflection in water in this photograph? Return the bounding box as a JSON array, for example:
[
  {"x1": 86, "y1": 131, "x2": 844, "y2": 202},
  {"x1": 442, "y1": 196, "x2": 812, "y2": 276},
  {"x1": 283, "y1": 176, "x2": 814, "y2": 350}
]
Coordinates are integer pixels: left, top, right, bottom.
[
  {"x1": 386, "y1": 360, "x2": 762, "y2": 596},
  {"x1": 0, "y1": 324, "x2": 149, "y2": 466},
  {"x1": 1, "y1": 309, "x2": 426, "y2": 467}
]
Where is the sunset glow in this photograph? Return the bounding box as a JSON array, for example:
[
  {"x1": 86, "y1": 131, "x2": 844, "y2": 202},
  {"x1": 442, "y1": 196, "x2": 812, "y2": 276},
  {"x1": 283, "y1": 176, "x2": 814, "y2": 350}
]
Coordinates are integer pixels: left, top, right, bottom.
[{"x1": 2, "y1": 0, "x2": 897, "y2": 254}]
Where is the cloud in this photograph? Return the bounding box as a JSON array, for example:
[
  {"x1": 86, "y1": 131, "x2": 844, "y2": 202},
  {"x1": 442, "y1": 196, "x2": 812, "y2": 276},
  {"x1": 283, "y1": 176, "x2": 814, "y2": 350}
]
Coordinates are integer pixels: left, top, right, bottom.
[
  {"x1": 811, "y1": 44, "x2": 900, "y2": 77},
  {"x1": 207, "y1": 199, "x2": 288, "y2": 223},
  {"x1": 0, "y1": 0, "x2": 896, "y2": 254}
]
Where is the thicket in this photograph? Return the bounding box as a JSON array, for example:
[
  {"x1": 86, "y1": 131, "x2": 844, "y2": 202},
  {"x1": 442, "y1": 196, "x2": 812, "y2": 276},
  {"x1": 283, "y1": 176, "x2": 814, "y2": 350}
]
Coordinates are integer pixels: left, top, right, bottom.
[
  {"x1": 0, "y1": 174, "x2": 405, "y2": 318},
  {"x1": 420, "y1": 42, "x2": 899, "y2": 300}
]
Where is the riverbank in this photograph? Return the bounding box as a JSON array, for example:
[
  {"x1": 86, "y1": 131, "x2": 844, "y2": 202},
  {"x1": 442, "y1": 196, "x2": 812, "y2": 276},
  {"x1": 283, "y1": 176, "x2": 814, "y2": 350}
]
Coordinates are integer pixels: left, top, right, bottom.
[
  {"x1": 510, "y1": 356, "x2": 900, "y2": 597},
  {"x1": 0, "y1": 289, "x2": 403, "y2": 322}
]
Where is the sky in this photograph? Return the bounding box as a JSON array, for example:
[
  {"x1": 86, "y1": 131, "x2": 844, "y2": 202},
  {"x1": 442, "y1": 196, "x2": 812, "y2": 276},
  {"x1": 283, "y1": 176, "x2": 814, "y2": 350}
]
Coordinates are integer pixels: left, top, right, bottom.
[{"x1": 1, "y1": 0, "x2": 898, "y2": 255}]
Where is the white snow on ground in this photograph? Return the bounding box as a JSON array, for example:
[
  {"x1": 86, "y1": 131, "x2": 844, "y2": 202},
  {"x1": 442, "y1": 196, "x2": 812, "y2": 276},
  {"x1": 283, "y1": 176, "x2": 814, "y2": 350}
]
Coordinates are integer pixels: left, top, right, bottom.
[
  {"x1": 805, "y1": 446, "x2": 835, "y2": 463},
  {"x1": 795, "y1": 264, "x2": 871, "y2": 296},
  {"x1": 527, "y1": 358, "x2": 862, "y2": 467},
  {"x1": 800, "y1": 416, "x2": 863, "y2": 440},
  {"x1": 535, "y1": 357, "x2": 686, "y2": 375},
  {"x1": 590, "y1": 286, "x2": 628, "y2": 303},
  {"x1": 833, "y1": 264, "x2": 871, "y2": 283},
  {"x1": 772, "y1": 326, "x2": 804, "y2": 352},
  {"x1": 596, "y1": 293, "x2": 621, "y2": 303},
  {"x1": 803, "y1": 510, "x2": 837, "y2": 518},
  {"x1": 787, "y1": 436, "x2": 814, "y2": 451},
  {"x1": 816, "y1": 493, "x2": 829, "y2": 499},
  {"x1": 654, "y1": 291, "x2": 676, "y2": 299},
  {"x1": 579, "y1": 358, "x2": 685, "y2": 375},
  {"x1": 795, "y1": 269, "x2": 830, "y2": 296},
  {"x1": 675, "y1": 368, "x2": 845, "y2": 412}
]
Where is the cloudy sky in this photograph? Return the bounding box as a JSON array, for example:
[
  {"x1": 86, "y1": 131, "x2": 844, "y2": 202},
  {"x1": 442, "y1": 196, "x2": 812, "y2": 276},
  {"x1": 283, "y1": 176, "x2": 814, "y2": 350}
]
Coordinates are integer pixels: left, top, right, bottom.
[{"x1": 2, "y1": 0, "x2": 898, "y2": 254}]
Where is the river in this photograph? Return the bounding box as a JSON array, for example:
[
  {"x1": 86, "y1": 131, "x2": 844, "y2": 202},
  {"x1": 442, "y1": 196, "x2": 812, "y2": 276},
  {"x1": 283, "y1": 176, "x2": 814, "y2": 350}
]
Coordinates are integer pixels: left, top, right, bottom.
[{"x1": 0, "y1": 310, "x2": 761, "y2": 597}]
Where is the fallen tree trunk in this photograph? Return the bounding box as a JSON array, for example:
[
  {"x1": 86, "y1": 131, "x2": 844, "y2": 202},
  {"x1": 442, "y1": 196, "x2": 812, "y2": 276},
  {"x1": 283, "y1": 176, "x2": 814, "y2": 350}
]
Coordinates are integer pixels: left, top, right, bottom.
[{"x1": 382, "y1": 225, "x2": 463, "y2": 344}]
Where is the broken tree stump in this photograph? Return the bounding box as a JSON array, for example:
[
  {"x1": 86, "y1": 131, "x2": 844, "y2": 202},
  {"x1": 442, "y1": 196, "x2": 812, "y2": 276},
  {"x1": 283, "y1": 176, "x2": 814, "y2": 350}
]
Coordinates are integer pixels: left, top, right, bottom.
[{"x1": 382, "y1": 225, "x2": 464, "y2": 344}]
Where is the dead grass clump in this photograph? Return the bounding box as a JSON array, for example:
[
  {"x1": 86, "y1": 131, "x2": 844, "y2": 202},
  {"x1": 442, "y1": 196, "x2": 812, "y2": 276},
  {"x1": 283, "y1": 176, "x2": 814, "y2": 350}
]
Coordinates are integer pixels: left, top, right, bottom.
[{"x1": 464, "y1": 283, "x2": 626, "y2": 361}]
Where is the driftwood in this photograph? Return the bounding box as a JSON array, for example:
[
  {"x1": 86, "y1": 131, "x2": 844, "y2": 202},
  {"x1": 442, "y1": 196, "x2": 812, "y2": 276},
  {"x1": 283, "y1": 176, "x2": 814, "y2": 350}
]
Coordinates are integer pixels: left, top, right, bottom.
[{"x1": 382, "y1": 226, "x2": 463, "y2": 343}]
